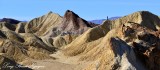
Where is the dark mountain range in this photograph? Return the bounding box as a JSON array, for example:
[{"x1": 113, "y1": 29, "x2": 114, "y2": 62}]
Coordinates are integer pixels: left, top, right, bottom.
[{"x1": 0, "y1": 18, "x2": 21, "y2": 24}]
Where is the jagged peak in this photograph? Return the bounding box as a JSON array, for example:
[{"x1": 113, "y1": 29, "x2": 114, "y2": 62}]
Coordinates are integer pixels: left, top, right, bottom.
[
  {"x1": 45, "y1": 11, "x2": 61, "y2": 17},
  {"x1": 63, "y1": 10, "x2": 94, "y2": 27},
  {"x1": 64, "y1": 10, "x2": 79, "y2": 18},
  {"x1": 66, "y1": 10, "x2": 72, "y2": 13},
  {"x1": 47, "y1": 11, "x2": 53, "y2": 15}
]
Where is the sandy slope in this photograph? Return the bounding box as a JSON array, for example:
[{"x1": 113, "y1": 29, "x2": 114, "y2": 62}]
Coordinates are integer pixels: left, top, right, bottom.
[
  {"x1": 31, "y1": 51, "x2": 89, "y2": 70},
  {"x1": 33, "y1": 60, "x2": 77, "y2": 70}
]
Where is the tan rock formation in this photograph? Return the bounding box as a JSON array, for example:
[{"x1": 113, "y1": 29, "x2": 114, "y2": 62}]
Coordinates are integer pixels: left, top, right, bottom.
[
  {"x1": 15, "y1": 22, "x2": 27, "y2": 33},
  {"x1": 25, "y1": 11, "x2": 63, "y2": 36},
  {"x1": 102, "y1": 11, "x2": 160, "y2": 31},
  {"x1": 0, "y1": 22, "x2": 16, "y2": 31}
]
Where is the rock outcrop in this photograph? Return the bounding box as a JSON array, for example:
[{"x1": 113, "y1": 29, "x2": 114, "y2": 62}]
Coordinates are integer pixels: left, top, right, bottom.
[{"x1": 15, "y1": 22, "x2": 27, "y2": 33}]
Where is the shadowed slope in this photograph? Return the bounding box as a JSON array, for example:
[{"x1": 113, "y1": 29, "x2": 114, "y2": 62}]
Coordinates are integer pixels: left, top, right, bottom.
[{"x1": 58, "y1": 10, "x2": 94, "y2": 34}]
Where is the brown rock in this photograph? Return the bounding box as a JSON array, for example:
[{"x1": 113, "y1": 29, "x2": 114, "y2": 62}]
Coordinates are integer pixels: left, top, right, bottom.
[{"x1": 58, "y1": 10, "x2": 94, "y2": 34}]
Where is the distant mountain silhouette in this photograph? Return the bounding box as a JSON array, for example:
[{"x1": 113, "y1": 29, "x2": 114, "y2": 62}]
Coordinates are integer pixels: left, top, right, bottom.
[
  {"x1": 89, "y1": 17, "x2": 120, "y2": 24},
  {"x1": 0, "y1": 18, "x2": 21, "y2": 24}
]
